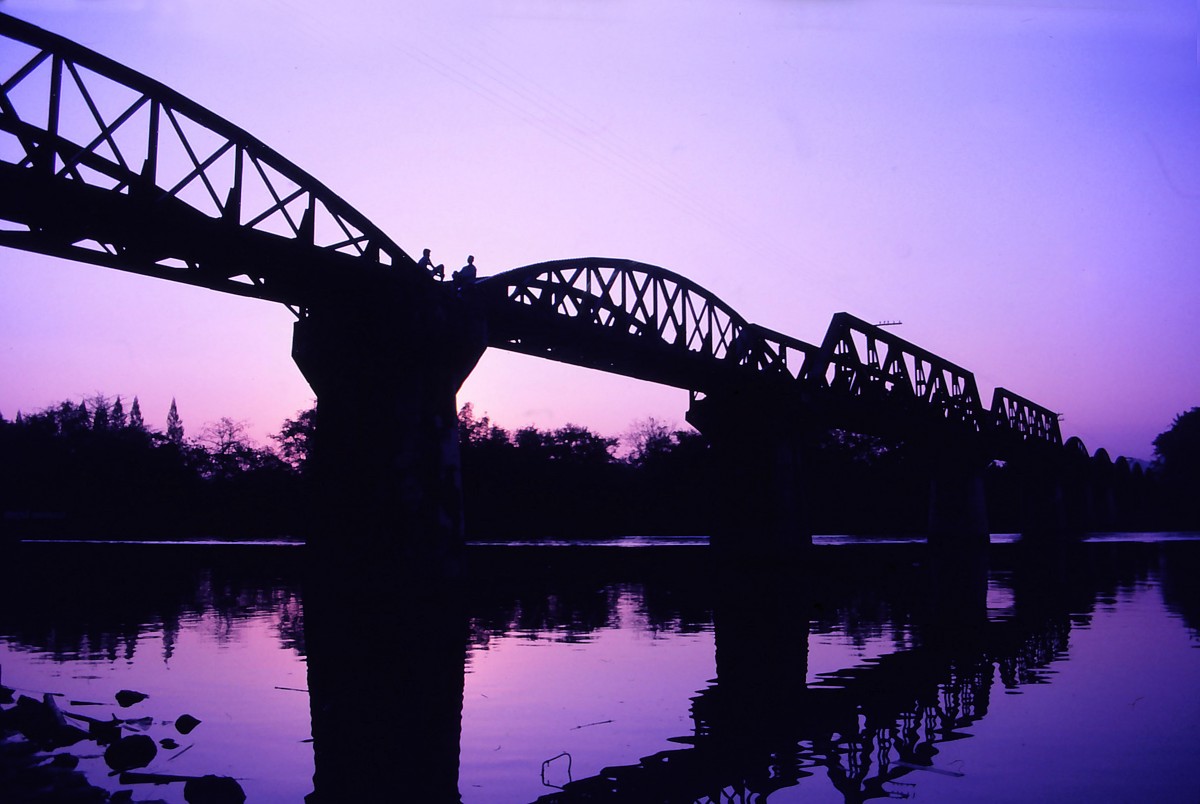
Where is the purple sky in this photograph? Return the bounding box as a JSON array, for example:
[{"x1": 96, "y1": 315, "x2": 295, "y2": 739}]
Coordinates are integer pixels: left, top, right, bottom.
[{"x1": 2, "y1": 1, "x2": 1198, "y2": 461}]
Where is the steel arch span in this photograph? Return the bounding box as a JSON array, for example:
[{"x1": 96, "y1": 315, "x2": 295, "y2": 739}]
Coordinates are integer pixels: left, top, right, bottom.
[
  {"x1": 0, "y1": 12, "x2": 433, "y2": 317},
  {"x1": 479, "y1": 257, "x2": 817, "y2": 391}
]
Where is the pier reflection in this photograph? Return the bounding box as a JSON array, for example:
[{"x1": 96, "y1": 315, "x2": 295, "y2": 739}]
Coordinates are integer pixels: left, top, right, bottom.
[{"x1": 302, "y1": 548, "x2": 468, "y2": 802}]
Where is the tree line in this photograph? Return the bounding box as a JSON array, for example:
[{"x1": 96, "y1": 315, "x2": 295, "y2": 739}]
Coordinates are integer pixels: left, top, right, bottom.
[
  {"x1": 0, "y1": 395, "x2": 301, "y2": 539},
  {"x1": 1, "y1": 395, "x2": 1196, "y2": 540}
]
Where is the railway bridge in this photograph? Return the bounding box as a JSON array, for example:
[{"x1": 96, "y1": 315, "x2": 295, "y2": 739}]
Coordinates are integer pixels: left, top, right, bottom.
[{"x1": 0, "y1": 14, "x2": 1122, "y2": 567}]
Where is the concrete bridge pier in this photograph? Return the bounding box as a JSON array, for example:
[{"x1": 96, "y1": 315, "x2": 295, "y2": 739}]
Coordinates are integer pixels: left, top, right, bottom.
[
  {"x1": 686, "y1": 391, "x2": 813, "y2": 561},
  {"x1": 1087, "y1": 450, "x2": 1118, "y2": 532},
  {"x1": 291, "y1": 288, "x2": 486, "y2": 576},
  {"x1": 1011, "y1": 444, "x2": 1088, "y2": 547},
  {"x1": 926, "y1": 446, "x2": 990, "y2": 547},
  {"x1": 923, "y1": 443, "x2": 990, "y2": 616}
]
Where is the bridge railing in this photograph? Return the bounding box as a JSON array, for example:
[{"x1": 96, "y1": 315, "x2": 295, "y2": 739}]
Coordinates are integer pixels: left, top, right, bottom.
[{"x1": 0, "y1": 13, "x2": 420, "y2": 312}]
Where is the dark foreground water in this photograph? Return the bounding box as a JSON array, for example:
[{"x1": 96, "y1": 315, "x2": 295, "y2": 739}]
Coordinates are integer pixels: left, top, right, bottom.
[{"x1": 1, "y1": 536, "x2": 1198, "y2": 802}]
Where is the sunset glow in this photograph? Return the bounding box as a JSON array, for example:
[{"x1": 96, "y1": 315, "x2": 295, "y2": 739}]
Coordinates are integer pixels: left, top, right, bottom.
[{"x1": 2, "y1": 1, "x2": 1197, "y2": 461}]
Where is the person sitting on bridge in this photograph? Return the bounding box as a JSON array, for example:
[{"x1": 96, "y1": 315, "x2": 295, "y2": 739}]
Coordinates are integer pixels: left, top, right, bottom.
[
  {"x1": 452, "y1": 255, "x2": 478, "y2": 288},
  {"x1": 728, "y1": 328, "x2": 752, "y2": 364},
  {"x1": 417, "y1": 248, "x2": 445, "y2": 280}
]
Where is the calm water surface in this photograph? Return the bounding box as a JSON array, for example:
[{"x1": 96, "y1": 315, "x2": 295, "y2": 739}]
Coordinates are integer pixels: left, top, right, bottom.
[{"x1": 1, "y1": 537, "x2": 1197, "y2": 802}]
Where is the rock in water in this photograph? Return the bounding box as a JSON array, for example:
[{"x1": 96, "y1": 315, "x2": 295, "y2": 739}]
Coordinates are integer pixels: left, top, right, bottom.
[
  {"x1": 183, "y1": 775, "x2": 247, "y2": 804},
  {"x1": 175, "y1": 713, "x2": 202, "y2": 734},
  {"x1": 103, "y1": 734, "x2": 157, "y2": 771}
]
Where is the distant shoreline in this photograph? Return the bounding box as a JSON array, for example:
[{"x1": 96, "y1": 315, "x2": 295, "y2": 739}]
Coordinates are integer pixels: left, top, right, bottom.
[{"x1": 15, "y1": 531, "x2": 1200, "y2": 548}]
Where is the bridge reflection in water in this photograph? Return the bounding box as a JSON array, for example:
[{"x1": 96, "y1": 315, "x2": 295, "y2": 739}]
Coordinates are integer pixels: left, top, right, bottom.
[
  {"x1": 1, "y1": 539, "x2": 1196, "y2": 800},
  {"x1": 531, "y1": 564, "x2": 1029, "y2": 803},
  {"x1": 300, "y1": 540, "x2": 1173, "y2": 803}
]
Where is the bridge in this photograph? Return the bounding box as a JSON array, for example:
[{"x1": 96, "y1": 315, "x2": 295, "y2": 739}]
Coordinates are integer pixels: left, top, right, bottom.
[{"x1": 0, "y1": 14, "x2": 1127, "y2": 565}]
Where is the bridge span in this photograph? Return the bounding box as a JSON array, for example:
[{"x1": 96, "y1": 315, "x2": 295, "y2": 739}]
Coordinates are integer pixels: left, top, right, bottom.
[{"x1": 0, "y1": 14, "x2": 1124, "y2": 566}]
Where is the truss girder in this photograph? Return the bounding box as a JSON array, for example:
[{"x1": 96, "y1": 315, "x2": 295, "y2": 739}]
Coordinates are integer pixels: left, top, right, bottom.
[
  {"x1": 0, "y1": 13, "x2": 425, "y2": 315},
  {"x1": 480, "y1": 257, "x2": 816, "y2": 390},
  {"x1": 480, "y1": 262, "x2": 1064, "y2": 450},
  {"x1": 990, "y1": 387, "x2": 1063, "y2": 447},
  {"x1": 803, "y1": 312, "x2": 986, "y2": 433},
  {"x1": 796, "y1": 315, "x2": 1063, "y2": 448}
]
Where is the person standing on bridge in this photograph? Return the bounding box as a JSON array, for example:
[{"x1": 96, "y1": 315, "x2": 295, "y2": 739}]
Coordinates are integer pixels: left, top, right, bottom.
[{"x1": 417, "y1": 248, "x2": 445, "y2": 280}]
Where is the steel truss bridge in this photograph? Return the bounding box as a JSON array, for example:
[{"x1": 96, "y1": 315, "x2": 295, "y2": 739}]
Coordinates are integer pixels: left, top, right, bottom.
[
  {"x1": 0, "y1": 14, "x2": 1069, "y2": 445},
  {"x1": 0, "y1": 14, "x2": 1121, "y2": 547}
]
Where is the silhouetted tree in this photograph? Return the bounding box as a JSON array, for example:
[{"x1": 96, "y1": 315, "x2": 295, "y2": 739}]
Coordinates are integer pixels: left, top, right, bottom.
[
  {"x1": 165, "y1": 398, "x2": 184, "y2": 444},
  {"x1": 1153, "y1": 407, "x2": 1200, "y2": 526},
  {"x1": 457, "y1": 407, "x2": 631, "y2": 538},
  {"x1": 458, "y1": 403, "x2": 511, "y2": 449},
  {"x1": 194, "y1": 417, "x2": 290, "y2": 484},
  {"x1": 549, "y1": 424, "x2": 618, "y2": 464},
  {"x1": 512, "y1": 423, "x2": 617, "y2": 465},
  {"x1": 0, "y1": 394, "x2": 312, "y2": 541},
  {"x1": 272, "y1": 406, "x2": 317, "y2": 472},
  {"x1": 806, "y1": 428, "x2": 926, "y2": 534},
  {"x1": 129, "y1": 397, "x2": 145, "y2": 431},
  {"x1": 57, "y1": 399, "x2": 89, "y2": 435},
  {"x1": 1154, "y1": 408, "x2": 1200, "y2": 478},
  {"x1": 198, "y1": 417, "x2": 249, "y2": 477},
  {"x1": 91, "y1": 398, "x2": 110, "y2": 431},
  {"x1": 111, "y1": 396, "x2": 127, "y2": 429},
  {"x1": 623, "y1": 417, "x2": 676, "y2": 467}
]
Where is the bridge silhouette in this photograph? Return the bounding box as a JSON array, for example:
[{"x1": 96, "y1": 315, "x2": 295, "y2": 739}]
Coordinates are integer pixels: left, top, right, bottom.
[{"x1": 0, "y1": 14, "x2": 1132, "y2": 562}]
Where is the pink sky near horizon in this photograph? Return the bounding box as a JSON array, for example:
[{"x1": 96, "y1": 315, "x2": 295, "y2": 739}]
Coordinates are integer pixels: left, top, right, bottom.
[{"x1": 2, "y1": 0, "x2": 1199, "y2": 462}]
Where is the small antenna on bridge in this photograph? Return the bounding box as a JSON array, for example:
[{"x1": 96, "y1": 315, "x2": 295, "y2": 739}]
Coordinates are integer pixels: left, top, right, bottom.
[{"x1": 876, "y1": 320, "x2": 902, "y2": 328}]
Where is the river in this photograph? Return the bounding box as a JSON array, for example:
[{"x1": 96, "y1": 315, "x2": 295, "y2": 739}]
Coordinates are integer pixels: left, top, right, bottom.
[{"x1": 1, "y1": 535, "x2": 1197, "y2": 802}]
